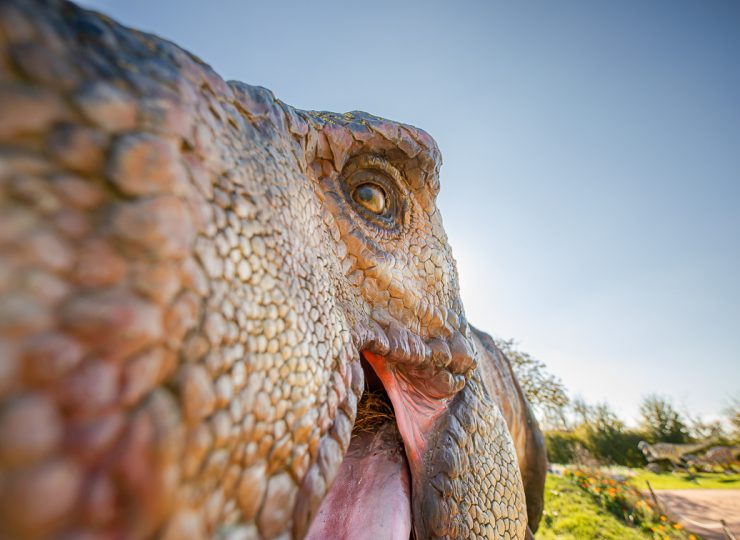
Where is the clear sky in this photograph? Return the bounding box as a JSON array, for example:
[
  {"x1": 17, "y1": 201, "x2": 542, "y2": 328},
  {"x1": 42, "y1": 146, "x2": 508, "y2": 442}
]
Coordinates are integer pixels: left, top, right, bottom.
[{"x1": 79, "y1": 0, "x2": 740, "y2": 424}]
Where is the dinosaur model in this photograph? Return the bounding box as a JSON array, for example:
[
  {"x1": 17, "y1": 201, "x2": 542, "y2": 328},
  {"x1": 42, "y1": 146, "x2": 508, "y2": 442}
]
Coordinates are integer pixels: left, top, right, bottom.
[
  {"x1": 638, "y1": 440, "x2": 716, "y2": 471},
  {"x1": 0, "y1": 0, "x2": 546, "y2": 538},
  {"x1": 686, "y1": 446, "x2": 740, "y2": 473}
]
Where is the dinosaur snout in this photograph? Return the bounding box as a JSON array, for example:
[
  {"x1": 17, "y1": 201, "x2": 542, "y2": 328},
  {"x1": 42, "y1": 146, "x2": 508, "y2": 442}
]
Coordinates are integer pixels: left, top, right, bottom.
[{"x1": 353, "y1": 317, "x2": 479, "y2": 398}]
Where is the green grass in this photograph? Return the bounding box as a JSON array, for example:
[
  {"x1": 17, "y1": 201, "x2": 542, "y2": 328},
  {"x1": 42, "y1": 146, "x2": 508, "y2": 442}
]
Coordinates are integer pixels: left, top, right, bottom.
[
  {"x1": 537, "y1": 475, "x2": 649, "y2": 539},
  {"x1": 627, "y1": 469, "x2": 740, "y2": 490}
]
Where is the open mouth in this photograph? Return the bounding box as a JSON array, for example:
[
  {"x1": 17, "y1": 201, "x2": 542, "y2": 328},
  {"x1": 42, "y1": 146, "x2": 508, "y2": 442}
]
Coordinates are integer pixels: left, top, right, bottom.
[
  {"x1": 305, "y1": 355, "x2": 414, "y2": 539},
  {"x1": 305, "y1": 321, "x2": 476, "y2": 540}
]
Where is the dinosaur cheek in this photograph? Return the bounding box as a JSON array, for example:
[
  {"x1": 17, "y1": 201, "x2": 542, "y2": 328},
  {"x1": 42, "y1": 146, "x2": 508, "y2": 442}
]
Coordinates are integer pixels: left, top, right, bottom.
[{"x1": 360, "y1": 274, "x2": 391, "y2": 305}]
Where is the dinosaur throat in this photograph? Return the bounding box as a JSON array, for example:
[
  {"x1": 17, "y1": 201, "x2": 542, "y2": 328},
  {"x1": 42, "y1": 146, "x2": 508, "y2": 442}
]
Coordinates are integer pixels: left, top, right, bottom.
[{"x1": 305, "y1": 352, "x2": 451, "y2": 540}]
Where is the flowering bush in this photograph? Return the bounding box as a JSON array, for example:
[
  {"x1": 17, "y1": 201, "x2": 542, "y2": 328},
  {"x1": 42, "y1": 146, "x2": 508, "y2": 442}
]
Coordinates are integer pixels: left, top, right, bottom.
[{"x1": 564, "y1": 468, "x2": 699, "y2": 539}]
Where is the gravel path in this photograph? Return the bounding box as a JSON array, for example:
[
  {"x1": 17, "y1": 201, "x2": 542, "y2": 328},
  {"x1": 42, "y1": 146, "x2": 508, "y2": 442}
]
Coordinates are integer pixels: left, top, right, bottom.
[{"x1": 655, "y1": 490, "x2": 740, "y2": 540}]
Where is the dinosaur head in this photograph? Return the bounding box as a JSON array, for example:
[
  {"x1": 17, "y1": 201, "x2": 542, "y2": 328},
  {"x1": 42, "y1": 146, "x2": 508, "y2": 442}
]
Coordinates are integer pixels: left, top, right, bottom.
[
  {"x1": 281, "y1": 110, "x2": 528, "y2": 538},
  {"x1": 0, "y1": 2, "x2": 526, "y2": 538}
]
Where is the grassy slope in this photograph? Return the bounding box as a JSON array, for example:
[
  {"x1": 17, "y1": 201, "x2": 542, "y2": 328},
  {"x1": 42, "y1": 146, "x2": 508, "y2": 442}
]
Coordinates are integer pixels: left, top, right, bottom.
[
  {"x1": 537, "y1": 475, "x2": 649, "y2": 540},
  {"x1": 628, "y1": 469, "x2": 740, "y2": 490}
]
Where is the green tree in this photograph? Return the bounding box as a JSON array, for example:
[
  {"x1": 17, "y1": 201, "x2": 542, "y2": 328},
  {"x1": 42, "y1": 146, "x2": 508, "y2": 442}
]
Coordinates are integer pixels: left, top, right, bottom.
[
  {"x1": 544, "y1": 431, "x2": 582, "y2": 464},
  {"x1": 639, "y1": 394, "x2": 689, "y2": 443},
  {"x1": 584, "y1": 403, "x2": 644, "y2": 466},
  {"x1": 687, "y1": 415, "x2": 724, "y2": 441},
  {"x1": 495, "y1": 338, "x2": 569, "y2": 426},
  {"x1": 724, "y1": 397, "x2": 740, "y2": 443},
  {"x1": 570, "y1": 396, "x2": 593, "y2": 427}
]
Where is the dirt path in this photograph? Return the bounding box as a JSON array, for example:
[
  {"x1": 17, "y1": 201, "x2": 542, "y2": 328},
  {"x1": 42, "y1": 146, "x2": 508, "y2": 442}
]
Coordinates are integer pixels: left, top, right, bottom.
[{"x1": 655, "y1": 490, "x2": 740, "y2": 540}]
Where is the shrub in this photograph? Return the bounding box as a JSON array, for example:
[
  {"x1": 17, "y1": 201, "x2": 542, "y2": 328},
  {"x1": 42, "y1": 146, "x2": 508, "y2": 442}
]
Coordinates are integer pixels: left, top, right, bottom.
[
  {"x1": 564, "y1": 468, "x2": 696, "y2": 539},
  {"x1": 585, "y1": 427, "x2": 646, "y2": 468},
  {"x1": 639, "y1": 395, "x2": 690, "y2": 444},
  {"x1": 545, "y1": 431, "x2": 582, "y2": 464},
  {"x1": 546, "y1": 428, "x2": 647, "y2": 467},
  {"x1": 539, "y1": 475, "x2": 648, "y2": 539}
]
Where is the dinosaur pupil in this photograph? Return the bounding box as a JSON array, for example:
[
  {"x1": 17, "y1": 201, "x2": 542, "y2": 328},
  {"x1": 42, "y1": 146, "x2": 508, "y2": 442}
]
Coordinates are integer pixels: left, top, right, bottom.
[{"x1": 353, "y1": 183, "x2": 386, "y2": 214}]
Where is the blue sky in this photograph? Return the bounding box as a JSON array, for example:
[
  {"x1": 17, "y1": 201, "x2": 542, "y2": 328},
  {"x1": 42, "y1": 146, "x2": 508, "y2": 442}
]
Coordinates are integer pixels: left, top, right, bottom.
[{"x1": 80, "y1": 0, "x2": 740, "y2": 423}]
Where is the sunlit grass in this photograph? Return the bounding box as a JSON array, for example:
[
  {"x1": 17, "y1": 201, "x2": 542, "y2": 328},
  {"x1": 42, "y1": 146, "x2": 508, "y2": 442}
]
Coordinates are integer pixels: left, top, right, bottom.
[
  {"x1": 627, "y1": 469, "x2": 740, "y2": 490},
  {"x1": 537, "y1": 475, "x2": 649, "y2": 539},
  {"x1": 538, "y1": 471, "x2": 702, "y2": 539}
]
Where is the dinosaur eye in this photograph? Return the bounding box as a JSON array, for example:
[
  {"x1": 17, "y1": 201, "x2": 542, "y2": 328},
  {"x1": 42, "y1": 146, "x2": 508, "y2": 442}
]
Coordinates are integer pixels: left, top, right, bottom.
[
  {"x1": 341, "y1": 155, "x2": 406, "y2": 232},
  {"x1": 352, "y1": 183, "x2": 386, "y2": 215}
]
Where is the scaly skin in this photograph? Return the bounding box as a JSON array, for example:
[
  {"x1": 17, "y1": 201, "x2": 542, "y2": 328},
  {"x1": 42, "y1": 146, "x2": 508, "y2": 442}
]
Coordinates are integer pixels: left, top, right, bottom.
[
  {"x1": 0, "y1": 1, "x2": 530, "y2": 538},
  {"x1": 472, "y1": 327, "x2": 547, "y2": 534}
]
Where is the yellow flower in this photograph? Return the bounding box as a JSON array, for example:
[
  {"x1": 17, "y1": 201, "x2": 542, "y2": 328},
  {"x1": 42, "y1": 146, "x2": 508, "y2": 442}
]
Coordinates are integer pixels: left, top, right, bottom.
[
  {"x1": 673, "y1": 523, "x2": 683, "y2": 530},
  {"x1": 689, "y1": 535, "x2": 697, "y2": 540},
  {"x1": 660, "y1": 515, "x2": 667, "y2": 522}
]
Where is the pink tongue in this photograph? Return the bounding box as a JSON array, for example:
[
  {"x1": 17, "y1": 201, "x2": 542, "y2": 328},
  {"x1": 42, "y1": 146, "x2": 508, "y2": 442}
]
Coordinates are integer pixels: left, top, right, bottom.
[{"x1": 305, "y1": 424, "x2": 412, "y2": 540}]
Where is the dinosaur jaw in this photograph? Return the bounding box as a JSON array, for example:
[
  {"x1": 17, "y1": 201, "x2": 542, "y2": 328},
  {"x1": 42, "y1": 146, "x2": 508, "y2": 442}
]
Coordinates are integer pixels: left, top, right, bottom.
[
  {"x1": 362, "y1": 352, "x2": 449, "y2": 479},
  {"x1": 305, "y1": 350, "x2": 457, "y2": 540}
]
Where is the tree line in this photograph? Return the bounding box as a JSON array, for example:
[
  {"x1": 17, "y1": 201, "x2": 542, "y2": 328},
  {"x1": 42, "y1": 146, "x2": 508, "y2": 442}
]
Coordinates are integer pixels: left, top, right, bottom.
[{"x1": 497, "y1": 339, "x2": 740, "y2": 467}]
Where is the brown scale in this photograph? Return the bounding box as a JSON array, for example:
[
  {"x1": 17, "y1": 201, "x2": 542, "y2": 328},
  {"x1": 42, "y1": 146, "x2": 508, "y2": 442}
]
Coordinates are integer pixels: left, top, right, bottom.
[{"x1": 0, "y1": 1, "x2": 547, "y2": 539}]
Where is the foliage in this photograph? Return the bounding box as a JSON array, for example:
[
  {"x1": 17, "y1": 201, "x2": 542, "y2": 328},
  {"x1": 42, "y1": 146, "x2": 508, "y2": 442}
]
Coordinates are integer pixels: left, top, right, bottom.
[
  {"x1": 545, "y1": 431, "x2": 581, "y2": 464},
  {"x1": 564, "y1": 468, "x2": 697, "y2": 539},
  {"x1": 545, "y1": 402, "x2": 647, "y2": 467},
  {"x1": 686, "y1": 415, "x2": 724, "y2": 441},
  {"x1": 540, "y1": 467, "x2": 735, "y2": 539},
  {"x1": 497, "y1": 339, "x2": 732, "y2": 471},
  {"x1": 546, "y1": 427, "x2": 647, "y2": 467},
  {"x1": 570, "y1": 396, "x2": 593, "y2": 426},
  {"x1": 602, "y1": 431, "x2": 647, "y2": 467},
  {"x1": 494, "y1": 338, "x2": 569, "y2": 422},
  {"x1": 628, "y1": 468, "x2": 740, "y2": 490},
  {"x1": 538, "y1": 474, "x2": 649, "y2": 540},
  {"x1": 584, "y1": 404, "x2": 646, "y2": 467},
  {"x1": 639, "y1": 395, "x2": 690, "y2": 444},
  {"x1": 724, "y1": 397, "x2": 740, "y2": 443}
]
